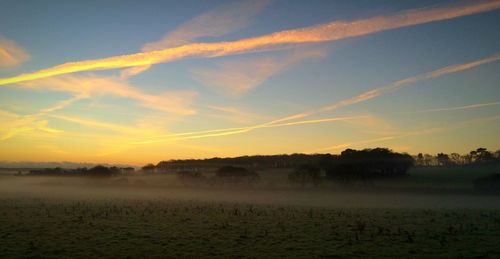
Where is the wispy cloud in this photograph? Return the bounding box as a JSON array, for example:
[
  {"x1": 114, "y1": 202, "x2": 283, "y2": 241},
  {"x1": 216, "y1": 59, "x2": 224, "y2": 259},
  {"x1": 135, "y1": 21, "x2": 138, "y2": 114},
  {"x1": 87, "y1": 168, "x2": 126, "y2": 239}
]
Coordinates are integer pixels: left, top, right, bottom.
[
  {"x1": 2, "y1": 0, "x2": 499, "y2": 85},
  {"x1": 310, "y1": 114, "x2": 500, "y2": 153},
  {"x1": 20, "y1": 75, "x2": 198, "y2": 115},
  {"x1": 120, "y1": 64, "x2": 151, "y2": 79},
  {"x1": 317, "y1": 55, "x2": 500, "y2": 112},
  {"x1": 143, "y1": 0, "x2": 271, "y2": 51},
  {"x1": 1, "y1": 74, "x2": 198, "y2": 140},
  {"x1": 0, "y1": 36, "x2": 30, "y2": 69},
  {"x1": 38, "y1": 94, "x2": 89, "y2": 114},
  {"x1": 193, "y1": 47, "x2": 328, "y2": 96},
  {"x1": 150, "y1": 54, "x2": 500, "y2": 140},
  {"x1": 204, "y1": 105, "x2": 270, "y2": 124},
  {"x1": 122, "y1": 0, "x2": 270, "y2": 78},
  {"x1": 0, "y1": 110, "x2": 62, "y2": 141},
  {"x1": 409, "y1": 101, "x2": 500, "y2": 113},
  {"x1": 48, "y1": 114, "x2": 141, "y2": 135},
  {"x1": 264, "y1": 54, "x2": 500, "y2": 125},
  {"x1": 312, "y1": 136, "x2": 401, "y2": 153},
  {"x1": 132, "y1": 115, "x2": 367, "y2": 144}
]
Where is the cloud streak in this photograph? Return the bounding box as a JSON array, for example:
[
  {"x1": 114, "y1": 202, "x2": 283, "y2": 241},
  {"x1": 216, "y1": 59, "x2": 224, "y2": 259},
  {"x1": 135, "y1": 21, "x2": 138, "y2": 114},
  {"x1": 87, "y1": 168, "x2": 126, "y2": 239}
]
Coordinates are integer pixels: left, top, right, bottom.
[
  {"x1": 132, "y1": 115, "x2": 367, "y2": 144},
  {"x1": 162, "y1": 53, "x2": 500, "y2": 140},
  {"x1": 122, "y1": 0, "x2": 270, "y2": 78},
  {"x1": 0, "y1": 73, "x2": 198, "y2": 140},
  {"x1": 0, "y1": 36, "x2": 30, "y2": 69},
  {"x1": 256, "y1": 54, "x2": 500, "y2": 124},
  {"x1": 1, "y1": 0, "x2": 499, "y2": 85},
  {"x1": 409, "y1": 101, "x2": 500, "y2": 113},
  {"x1": 317, "y1": 54, "x2": 500, "y2": 112},
  {"x1": 311, "y1": 114, "x2": 500, "y2": 153},
  {"x1": 0, "y1": 109, "x2": 62, "y2": 141},
  {"x1": 204, "y1": 105, "x2": 270, "y2": 124},
  {"x1": 20, "y1": 75, "x2": 198, "y2": 115},
  {"x1": 0, "y1": 92, "x2": 88, "y2": 141},
  {"x1": 143, "y1": 0, "x2": 271, "y2": 51},
  {"x1": 193, "y1": 46, "x2": 329, "y2": 96}
]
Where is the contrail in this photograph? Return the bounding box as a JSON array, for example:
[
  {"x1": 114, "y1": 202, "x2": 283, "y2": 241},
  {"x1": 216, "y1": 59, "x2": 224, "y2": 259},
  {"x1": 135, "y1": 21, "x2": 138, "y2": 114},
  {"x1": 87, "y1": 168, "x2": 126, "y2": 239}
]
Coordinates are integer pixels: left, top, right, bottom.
[
  {"x1": 0, "y1": 95, "x2": 86, "y2": 141},
  {"x1": 317, "y1": 54, "x2": 500, "y2": 112},
  {"x1": 139, "y1": 53, "x2": 500, "y2": 142},
  {"x1": 409, "y1": 101, "x2": 500, "y2": 113},
  {"x1": 132, "y1": 115, "x2": 366, "y2": 144},
  {"x1": 261, "y1": 54, "x2": 500, "y2": 124},
  {"x1": 310, "y1": 114, "x2": 500, "y2": 153},
  {"x1": 1, "y1": 0, "x2": 500, "y2": 86}
]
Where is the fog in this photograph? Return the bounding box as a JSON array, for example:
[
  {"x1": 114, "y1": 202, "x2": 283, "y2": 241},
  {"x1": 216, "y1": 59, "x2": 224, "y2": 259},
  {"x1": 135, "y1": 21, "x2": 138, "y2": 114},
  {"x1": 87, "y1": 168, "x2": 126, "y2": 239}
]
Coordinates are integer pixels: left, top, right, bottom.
[{"x1": 1, "y1": 174, "x2": 499, "y2": 209}]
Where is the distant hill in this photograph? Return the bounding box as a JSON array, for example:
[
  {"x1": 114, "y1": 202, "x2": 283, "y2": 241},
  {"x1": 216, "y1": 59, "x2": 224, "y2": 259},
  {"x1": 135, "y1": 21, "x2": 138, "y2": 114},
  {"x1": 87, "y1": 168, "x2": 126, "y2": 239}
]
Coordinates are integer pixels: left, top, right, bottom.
[{"x1": 0, "y1": 161, "x2": 132, "y2": 169}]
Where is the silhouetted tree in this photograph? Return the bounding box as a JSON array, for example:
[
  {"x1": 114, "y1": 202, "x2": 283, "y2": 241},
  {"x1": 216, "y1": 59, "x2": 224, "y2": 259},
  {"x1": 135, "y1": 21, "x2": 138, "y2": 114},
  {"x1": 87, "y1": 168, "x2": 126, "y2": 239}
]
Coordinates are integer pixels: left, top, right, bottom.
[
  {"x1": 29, "y1": 167, "x2": 80, "y2": 176},
  {"x1": 416, "y1": 153, "x2": 424, "y2": 166},
  {"x1": 473, "y1": 148, "x2": 494, "y2": 163},
  {"x1": 213, "y1": 166, "x2": 259, "y2": 183},
  {"x1": 142, "y1": 163, "x2": 156, "y2": 173},
  {"x1": 177, "y1": 170, "x2": 204, "y2": 181},
  {"x1": 450, "y1": 153, "x2": 462, "y2": 165},
  {"x1": 325, "y1": 148, "x2": 413, "y2": 182},
  {"x1": 288, "y1": 164, "x2": 321, "y2": 186},
  {"x1": 495, "y1": 150, "x2": 500, "y2": 160},
  {"x1": 423, "y1": 154, "x2": 435, "y2": 166},
  {"x1": 85, "y1": 165, "x2": 118, "y2": 177},
  {"x1": 318, "y1": 154, "x2": 335, "y2": 170},
  {"x1": 109, "y1": 166, "x2": 121, "y2": 175},
  {"x1": 120, "y1": 167, "x2": 135, "y2": 174},
  {"x1": 436, "y1": 153, "x2": 451, "y2": 166},
  {"x1": 153, "y1": 153, "x2": 332, "y2": 172}
]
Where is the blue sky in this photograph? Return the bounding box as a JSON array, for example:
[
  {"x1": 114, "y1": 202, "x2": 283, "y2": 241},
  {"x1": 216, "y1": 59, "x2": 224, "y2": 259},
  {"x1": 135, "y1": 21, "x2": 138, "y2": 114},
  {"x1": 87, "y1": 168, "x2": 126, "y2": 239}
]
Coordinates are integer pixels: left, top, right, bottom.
[{"x1": 0, "y1": 0, "x2": 499, "y2": 165}]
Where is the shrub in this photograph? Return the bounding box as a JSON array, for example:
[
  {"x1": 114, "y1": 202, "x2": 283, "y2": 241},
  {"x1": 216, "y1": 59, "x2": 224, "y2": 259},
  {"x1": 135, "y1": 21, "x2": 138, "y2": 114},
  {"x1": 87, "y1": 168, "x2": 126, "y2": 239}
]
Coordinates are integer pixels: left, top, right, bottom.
[
  {"x1": 213, "y1": 166, "x2": 259, "y2": 183},
  {"x1": 325, "y1": 148, "x2": 413, "y2": 181},
  {"x1": 288, "y1": 164, "x2": 321, "y2": 186}
]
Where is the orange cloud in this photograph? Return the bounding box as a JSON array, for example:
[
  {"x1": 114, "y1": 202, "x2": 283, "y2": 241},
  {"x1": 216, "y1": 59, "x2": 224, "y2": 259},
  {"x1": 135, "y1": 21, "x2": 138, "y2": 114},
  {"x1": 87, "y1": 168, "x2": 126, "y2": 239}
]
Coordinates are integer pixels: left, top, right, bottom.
[
  {"x1": 138, "y1": 54, "x2": 500, "y2": 141},
  {"x1": 20, "y1": 75, "x2": 198, "y2": 115},
  {"x1": 143, "y1": 0, "x2": 271, "y2": 51},
  {"x1": 48, "y1": 114, "x2": 141, "y2": 135},
  {"x1": 0, "y1": 110, "x2": 62, "y2": 141},
  {"x1": 1, "y1": 0, "x2": 499, "y2": 85},
  {"x1": 0, "y1": 36, "x2": 30, "y2": 69},
  {"x1": 193, "y1": 47, "x2": 329, "y2": 96},
  {"x1": 0, "y1": 93, "x2": 86, "y2": 140},
  {"x1": 305, "y1": 54, "x2": 500, "y2": 117},
  {"x1": 133, "y1": 115, "x2": 366, "y2": 144},
  {"x1": 204, "y1": 105, "x2": 270, "y2": 124},
  {"x1": 120, "y1": 65, "x2": 151, "y2": 78},
  {"x1": 123, "y1": 0, "x2": 270, "y2": 78}
]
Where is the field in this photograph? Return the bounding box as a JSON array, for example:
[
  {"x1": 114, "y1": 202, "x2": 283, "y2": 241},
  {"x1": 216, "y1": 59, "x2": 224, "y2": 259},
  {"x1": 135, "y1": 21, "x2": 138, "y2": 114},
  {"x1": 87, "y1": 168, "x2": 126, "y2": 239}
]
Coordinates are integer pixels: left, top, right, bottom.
[
  {"x1": 0, "y1": 165, "x2": 499, "y2": 258},
  {"x1": 1, "y1": 198, "x2": 499, "y2": 258}
]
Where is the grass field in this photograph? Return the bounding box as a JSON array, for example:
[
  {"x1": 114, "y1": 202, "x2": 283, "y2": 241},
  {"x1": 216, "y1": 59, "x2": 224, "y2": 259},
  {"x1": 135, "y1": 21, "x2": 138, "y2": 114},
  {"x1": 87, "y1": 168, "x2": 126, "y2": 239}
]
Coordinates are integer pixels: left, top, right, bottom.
[
  {"x1": 1, "y1": 198, "x2": 499, "y2": 258},
  {"x1": 0, "y1": 165, "x2": 499, "y2": 258}
]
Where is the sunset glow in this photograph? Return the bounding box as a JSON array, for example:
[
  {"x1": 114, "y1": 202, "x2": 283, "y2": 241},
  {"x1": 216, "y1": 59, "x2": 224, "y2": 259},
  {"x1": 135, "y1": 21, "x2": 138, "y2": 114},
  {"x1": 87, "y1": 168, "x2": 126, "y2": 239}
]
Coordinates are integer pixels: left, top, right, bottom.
[{"x1": 1, "y1": 0, "x2": 499, "y2": 165}]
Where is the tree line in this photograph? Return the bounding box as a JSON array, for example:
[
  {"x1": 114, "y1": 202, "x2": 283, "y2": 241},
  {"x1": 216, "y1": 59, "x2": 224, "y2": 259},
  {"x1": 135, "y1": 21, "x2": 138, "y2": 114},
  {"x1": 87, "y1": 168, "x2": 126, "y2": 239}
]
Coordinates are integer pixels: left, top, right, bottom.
[
  {"x1": 144, "y1": 147, "x2": 499, "y2": 173},
  {"x1": 28, "y1": 166, "x2": 134, "y2": 177},
  {"x1": 147, "y1": 154, "x2": 331, "y2": 173},
  {"x1": 288, "y1": 148, "x2": 414, "y2": 186},
  {"x1": 415, "y1": 148, "x2": 500, "y2": 166}
]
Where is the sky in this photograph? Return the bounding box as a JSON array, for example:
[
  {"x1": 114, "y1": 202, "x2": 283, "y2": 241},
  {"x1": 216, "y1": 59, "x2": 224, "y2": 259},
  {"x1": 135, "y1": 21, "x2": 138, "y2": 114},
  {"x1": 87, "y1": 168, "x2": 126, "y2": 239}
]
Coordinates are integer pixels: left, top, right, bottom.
[{"x1": 0, "y1": 0, "x2": 499, "y2": 165}]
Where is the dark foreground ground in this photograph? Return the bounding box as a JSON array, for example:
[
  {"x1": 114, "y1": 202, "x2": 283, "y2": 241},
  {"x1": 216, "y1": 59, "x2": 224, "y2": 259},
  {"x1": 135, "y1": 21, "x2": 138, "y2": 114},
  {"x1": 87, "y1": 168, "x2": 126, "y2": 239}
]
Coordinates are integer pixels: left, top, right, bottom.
[
  {"x1": 1, "y1": 165, "x2": 500, "y2": 258},
  {"x1": 1, "y1": 198, "x2": 499, "y2": 258}
]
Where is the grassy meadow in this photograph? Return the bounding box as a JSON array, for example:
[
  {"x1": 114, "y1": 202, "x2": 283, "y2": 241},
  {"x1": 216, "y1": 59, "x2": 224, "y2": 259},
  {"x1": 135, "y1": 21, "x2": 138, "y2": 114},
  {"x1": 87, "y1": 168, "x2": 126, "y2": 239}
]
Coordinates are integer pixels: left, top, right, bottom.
[
  {"x1": 0, "y1": 165, "x2": 499, "y2": 258},
  {"x1": 1, "y1": 199, "x2": 500, "y2": 258}
]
